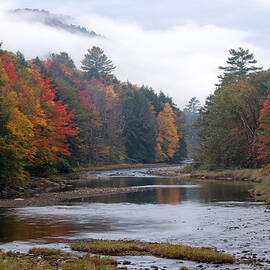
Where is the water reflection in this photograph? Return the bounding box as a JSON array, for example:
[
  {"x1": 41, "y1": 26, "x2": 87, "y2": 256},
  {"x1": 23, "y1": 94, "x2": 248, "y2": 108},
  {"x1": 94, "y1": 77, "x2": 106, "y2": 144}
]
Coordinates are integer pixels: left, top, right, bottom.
[
  {"x1": 0, "y1": 208, "x2": 120, "y2": 243},
  {"x1": 0, "y1": 210, "x2": 74, "y2": 243},
  {"x1": 67, "y1": 178, "x2": 253, "y2": 204},
  {"x1": 0, "y1": 177, "x2": 255, "y2": 250}
]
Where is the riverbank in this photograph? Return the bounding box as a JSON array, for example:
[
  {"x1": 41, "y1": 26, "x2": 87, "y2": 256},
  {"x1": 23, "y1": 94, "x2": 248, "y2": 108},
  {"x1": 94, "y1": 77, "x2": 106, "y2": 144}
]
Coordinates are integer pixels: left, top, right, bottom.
[
  {"x1": 148, "y1": 166, "x2": 270, "y2": 206},
  {"x1": 79, "y1": 162, "x2": 174, "y2": 172},
  {"x1": 0, "y1": 186, "x2": 151, "y2": 208},
  {"x1": 0, "y1": 163, "x2": 174, "y2": 199},
  {"x1": 0, "y1": 163, "x2": 177, "y2": 208}
]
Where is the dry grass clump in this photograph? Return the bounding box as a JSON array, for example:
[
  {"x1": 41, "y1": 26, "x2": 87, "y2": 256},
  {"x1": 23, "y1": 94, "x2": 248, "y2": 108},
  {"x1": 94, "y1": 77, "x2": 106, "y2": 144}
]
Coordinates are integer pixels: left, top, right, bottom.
[
  {"x1": 0, "y1": 249, "x2": 119, "y2": 270},
  {"x1": 189, "y1": 169, "x2": 262, "y2": 182},
  {"x1": 29, "y1": 247, "x2": 74, "y2": 258},
  {"x1": 71, "y1": 240, "x2": 235, "y2": 264},
  {"x1": 80, "y1": 163, "x2": 169, "y2": 172},
  {"x1": 0, "y1": 250, "x2": 54, "y2": 270},
  {"x1": 62, "y1": 254, "x2": 118, "y2": 270},
  {"x1": 254, "y1": 174, "x2": 270, "y2": 205},
  {"x1": 71, "y1": 240, "x2": 148, "y2": 256}
]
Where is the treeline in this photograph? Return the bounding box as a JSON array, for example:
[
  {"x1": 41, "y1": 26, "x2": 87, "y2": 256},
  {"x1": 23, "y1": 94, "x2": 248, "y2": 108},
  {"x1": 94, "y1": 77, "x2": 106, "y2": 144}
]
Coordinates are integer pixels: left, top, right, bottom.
[
  {"x1": 195, "y1": 47, "x2": 270, "y2": 171},
  {"x1": 0, "y1": 44, "x2": 186, "y2": 187}
]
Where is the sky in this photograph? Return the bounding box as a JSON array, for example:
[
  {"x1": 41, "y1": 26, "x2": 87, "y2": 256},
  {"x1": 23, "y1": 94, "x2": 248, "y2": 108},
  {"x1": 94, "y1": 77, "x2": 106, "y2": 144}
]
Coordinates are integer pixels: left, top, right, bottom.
[{"x1": 1, "y1": 0, "x2": 270, "y2": 108}]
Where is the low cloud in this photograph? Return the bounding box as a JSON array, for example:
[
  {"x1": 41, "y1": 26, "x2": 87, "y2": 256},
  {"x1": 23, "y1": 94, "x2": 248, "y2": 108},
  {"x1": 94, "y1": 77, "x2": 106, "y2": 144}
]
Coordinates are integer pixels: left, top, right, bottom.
[{"x1": 0, "y1": 4, "x2": 268, "y2": 108}]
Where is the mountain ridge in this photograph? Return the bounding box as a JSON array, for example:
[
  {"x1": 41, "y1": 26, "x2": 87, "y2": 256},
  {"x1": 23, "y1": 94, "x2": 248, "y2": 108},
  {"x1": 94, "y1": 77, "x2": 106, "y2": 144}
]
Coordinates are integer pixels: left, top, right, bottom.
[{"x1": 11, "y1": 8, "x2": 101, "y2": 38}]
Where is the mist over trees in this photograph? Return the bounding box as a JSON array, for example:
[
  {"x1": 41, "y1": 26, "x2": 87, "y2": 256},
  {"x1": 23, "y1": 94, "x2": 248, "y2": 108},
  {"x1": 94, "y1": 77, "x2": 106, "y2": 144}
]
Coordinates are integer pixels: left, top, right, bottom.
[{"x1": 0, "y1": 44, "x2": 186, "y2": 188}]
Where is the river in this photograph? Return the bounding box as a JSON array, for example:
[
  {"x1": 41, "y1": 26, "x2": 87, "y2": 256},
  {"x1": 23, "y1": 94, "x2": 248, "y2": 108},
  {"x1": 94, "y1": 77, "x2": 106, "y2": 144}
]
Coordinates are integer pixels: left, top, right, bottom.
[{"x1": 0, "y1": 166, "x2": 269, "y2": 269}]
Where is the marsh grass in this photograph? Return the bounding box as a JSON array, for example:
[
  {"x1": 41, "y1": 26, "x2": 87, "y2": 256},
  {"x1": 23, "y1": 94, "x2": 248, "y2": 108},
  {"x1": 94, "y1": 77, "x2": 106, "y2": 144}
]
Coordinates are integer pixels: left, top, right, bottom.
[
  {"x1": 29, "y1": 247, "x2": 74, "y2": 258},
  {"x1": 0, "y1": 249, "x2": 118, "y2": 270},
  {"x1": 62, "y1": 254, "x2": 118, "y2": 270},
  {"x1": 0, "y1": 251, "x2": 54, "y2": 270},
  {"x1": 71, "y1": 240, "x2": 235, "y2": 264},
  {"x1": 78, "y1": 163, "x2": 170, "y2": 172},
  {"x1": 254, "y1": 175, "x2": 270, "y2": 205},
  {"x1": 179, "y1": 168, "x2": 262, "y2": 182}
]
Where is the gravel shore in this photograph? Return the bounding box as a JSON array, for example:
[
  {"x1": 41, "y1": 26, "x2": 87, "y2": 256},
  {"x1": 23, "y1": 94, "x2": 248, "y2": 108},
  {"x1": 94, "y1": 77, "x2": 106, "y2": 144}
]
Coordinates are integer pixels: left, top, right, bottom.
[{"x1": 0, "y1": 186, "x2": 148, "y2": 208}]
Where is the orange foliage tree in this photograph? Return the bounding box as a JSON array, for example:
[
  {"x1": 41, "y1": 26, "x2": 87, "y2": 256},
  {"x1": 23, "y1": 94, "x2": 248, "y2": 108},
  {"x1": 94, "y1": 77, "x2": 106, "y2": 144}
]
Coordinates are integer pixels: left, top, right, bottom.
[
  {"x1": 155, "y1": 102, "x2": 179, "y2": 161},
  {"x1": 257, "y1": 94, "x2": 270, "y2": 169}
]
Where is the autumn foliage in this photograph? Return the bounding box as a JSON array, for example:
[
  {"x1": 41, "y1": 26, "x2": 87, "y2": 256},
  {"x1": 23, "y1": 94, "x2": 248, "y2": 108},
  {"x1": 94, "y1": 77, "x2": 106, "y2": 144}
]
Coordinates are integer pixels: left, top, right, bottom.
[
  {"x1": 257, "y1": 94, "x2": 270, "y2": 168},
  {"x1": 155, "y1": 103, "x2": 179, "y2": 161},
  {"x1": 0, "y1": 53, "x2": 77, "y2": 184},
  {"x1": 0, "y1": 46, "x2": 185, "y2": 187}
]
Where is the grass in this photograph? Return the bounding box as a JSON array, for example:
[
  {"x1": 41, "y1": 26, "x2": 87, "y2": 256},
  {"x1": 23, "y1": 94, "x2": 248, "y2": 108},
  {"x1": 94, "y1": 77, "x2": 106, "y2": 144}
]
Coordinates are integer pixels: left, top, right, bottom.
[
  {"x1": 70, "y1": 240, "x2": 235, "y2": 264},
  {"x1": 0, "y1": 250, "x2": 54, "y2": 270},
  {"x1": 0, "y1": 249, "x2": 119, "y2": 270},
  {"x1": 78, "y1": 163, "x2": 171, "y2": 172},
  {"x1": 175, "y1": 167, "x2": 262, "y2": 182},
  {"x1": 29, "y1": 247, "x2": 75, "y2": 258},
  {"x1": 254, "y1": 175, "x2": 270, "y2": 205}
]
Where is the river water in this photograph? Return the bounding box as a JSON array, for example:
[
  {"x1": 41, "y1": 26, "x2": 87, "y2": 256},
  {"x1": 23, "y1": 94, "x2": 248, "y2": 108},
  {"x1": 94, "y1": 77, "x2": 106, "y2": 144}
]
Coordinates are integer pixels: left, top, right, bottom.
[{"x1": 0, "y1": 167, "x2": 269, "y2": 269}]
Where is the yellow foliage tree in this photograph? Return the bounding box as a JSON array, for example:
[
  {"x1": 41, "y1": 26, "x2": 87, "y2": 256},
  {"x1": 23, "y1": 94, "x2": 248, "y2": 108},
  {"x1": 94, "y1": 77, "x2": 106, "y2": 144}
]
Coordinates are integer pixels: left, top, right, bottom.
[{"x1": 155, "y1": 103, "x2": 179, "y2": 161}]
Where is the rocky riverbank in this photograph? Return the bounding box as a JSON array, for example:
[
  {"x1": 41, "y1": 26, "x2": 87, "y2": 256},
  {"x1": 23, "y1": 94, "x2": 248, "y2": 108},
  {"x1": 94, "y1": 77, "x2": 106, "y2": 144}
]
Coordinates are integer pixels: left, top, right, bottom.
[
  {"x1": 0, "y1": 169, "x2": 151, "y2": 208},
  {"x1": 0, "y1": 186, "x2": 150, "y2": 208}
]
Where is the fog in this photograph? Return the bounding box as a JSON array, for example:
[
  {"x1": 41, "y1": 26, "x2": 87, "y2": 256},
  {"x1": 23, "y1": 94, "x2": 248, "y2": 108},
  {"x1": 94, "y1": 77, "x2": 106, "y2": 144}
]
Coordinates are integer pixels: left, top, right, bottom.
[{"x1": 0, "y1": 2, "x2": 269, "y2": 108}]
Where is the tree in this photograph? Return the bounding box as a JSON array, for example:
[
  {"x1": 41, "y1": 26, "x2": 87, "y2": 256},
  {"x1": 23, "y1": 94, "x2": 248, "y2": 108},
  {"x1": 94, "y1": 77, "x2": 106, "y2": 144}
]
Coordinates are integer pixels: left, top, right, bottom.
[
  {"x1": 257, "y1": 94, "x2": 270, "y2": 169},
  {"x1": 48, "y1": 52, "x2": 76, "y2": 70},
  {"x1": 122, "y1": 89, "x2": 156, "y2": 163},
  {"x1": 196, "y1": 72, "x2": 270, "y2": 170},
  {"x1": 81, "y1": 46, "x2": 115, "y2": 79},
  {"x1": 184, "y1": 97, "x2": 201, "y2": 114},
  {"x1": 183, "y1": 97, "x2": 201, "y2": 157},
  {"x1": 217, "y1": 47, "x2": 262, "y2": 86},
  {"x1": 155, "y1": 103, "x2": 179, "y2": 162},
  {"x1": 16, "y1": 51, "x2": 28, "y2": 67}
]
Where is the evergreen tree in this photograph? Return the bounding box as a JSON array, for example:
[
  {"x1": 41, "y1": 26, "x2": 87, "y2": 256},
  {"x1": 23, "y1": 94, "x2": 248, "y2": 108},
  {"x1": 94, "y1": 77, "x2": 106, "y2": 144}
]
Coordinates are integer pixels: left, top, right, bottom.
[
  {"x1": 16, "y1": 51, "x2": 28, "y2": 67},
  {"x1": 183, "y1": 97, "x2": 201, "y2": 157},
  {"x1": 49, "y1": 52, "x2": 76, "y2": 70},
  {"x1": 122, "y1": 90, "x2": 156, "y2": 163},
  {"x1": 81, "y1": 46, "x2": 116, "y2": 79},
  {"x1": 217, "y1": 47, "x2": 262, "y2": 87}
]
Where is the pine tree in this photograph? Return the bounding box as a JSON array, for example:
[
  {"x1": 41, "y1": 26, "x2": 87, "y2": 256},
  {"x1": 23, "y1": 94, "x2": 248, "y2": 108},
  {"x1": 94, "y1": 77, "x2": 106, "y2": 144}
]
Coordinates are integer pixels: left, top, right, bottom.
[
  {"x1": 49, "y1": 52, "x2": 76, "y2": 70},
  {"x1": 217, "y1": 47, "x2": 262, "y2": 87},
  {"x1": 81, "y1": 46, "x2": 115, "y2": 79},
  {"x1": 122, "y1": 90, "x2": 156, "y2": 163},
  {"x1": 184, "y1": 97, "x2": 201, "y2": 114}
]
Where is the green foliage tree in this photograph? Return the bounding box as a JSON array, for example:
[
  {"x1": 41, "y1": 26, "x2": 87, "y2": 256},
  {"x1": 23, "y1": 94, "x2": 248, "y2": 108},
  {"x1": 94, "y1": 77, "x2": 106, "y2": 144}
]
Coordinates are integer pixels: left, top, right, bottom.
[
  {"x1": 49, "y1": 52, "x2": 76, "y2": 70},
  {"x1": 217, "y1": 47, "x2": 262, "y2": 87},
  {"x1": 16, "y1": 51, "x2": 28, "y2": 67},
  {"x1": 122, "y1": 90, "x2": 156, "y2": 163},
  {"x1": 184, "y1": 97, "x2": 201, "y2": 114},
  {"x1": 81, "y1": 46, "x2": 115, "y2": 79},
  {"x1": 183, "y1": 97, "x2": 201, "y2": 157},
  {"x1": 196, "y1": 71, "x2": 270, "y2": 169}
]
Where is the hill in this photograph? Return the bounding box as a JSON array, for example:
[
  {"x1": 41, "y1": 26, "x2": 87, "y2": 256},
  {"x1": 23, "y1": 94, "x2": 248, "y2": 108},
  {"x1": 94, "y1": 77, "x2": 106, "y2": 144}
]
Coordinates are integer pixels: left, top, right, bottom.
[{"x1": 11, "y1": 8, "x2": 101, "y2": 38}]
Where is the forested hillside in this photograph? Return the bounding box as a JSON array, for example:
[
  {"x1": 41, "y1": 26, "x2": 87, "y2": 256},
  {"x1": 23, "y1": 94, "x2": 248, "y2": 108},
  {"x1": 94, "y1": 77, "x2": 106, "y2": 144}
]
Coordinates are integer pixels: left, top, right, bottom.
[
  {"x1": 0, "y1": 44, "x2": 186, "y2": 187},
  {"x1": 195, "y1": 48, "x2": 270, "y2": 171},
  {"x1": 12, "y1": 9, "x2": 100, "y2": 38}
]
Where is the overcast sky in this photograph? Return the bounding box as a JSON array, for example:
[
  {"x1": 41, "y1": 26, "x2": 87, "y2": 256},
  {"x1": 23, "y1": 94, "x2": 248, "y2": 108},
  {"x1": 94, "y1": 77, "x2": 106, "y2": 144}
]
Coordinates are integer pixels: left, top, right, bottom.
[{"x1": 1, "y1": 0, "x2": 270, "y2": 108}]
